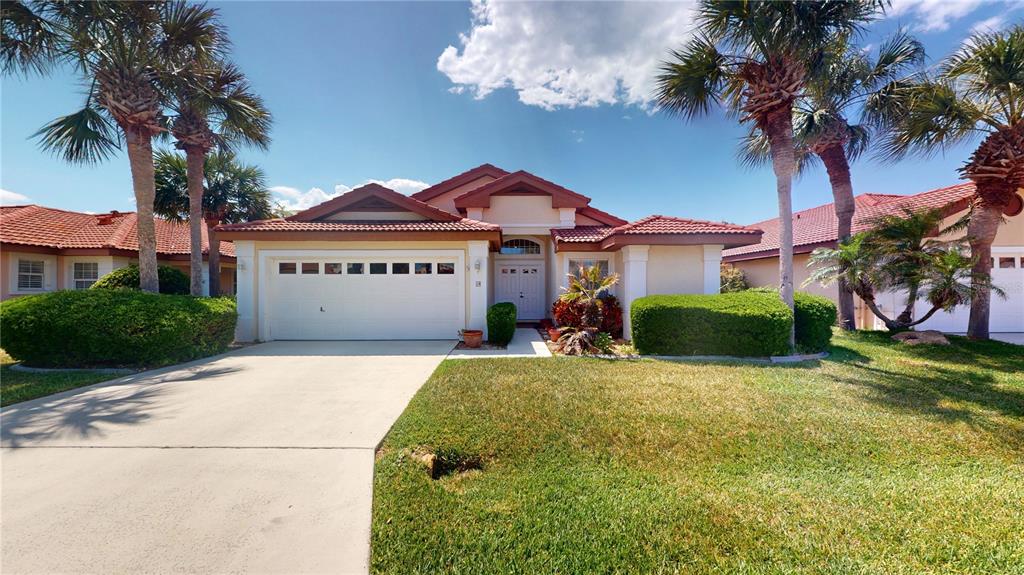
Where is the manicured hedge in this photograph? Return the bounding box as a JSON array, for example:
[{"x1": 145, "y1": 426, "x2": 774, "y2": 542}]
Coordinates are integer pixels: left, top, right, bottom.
[
  {"x1": 487, "y1": 302, "x2": 517, "y2": 346},
  {"x1": 0, "y1": 290, "x2": 236, "y2": 368},
  {"x1": 91, "y1": 264, "x2": 190, "y2": 295},
  {"x1": 793, "y1": 292, "x2": 837, "y2": 352},
  {"x1": 630, "y1": 292, "x2": 792, "y2": 357}
]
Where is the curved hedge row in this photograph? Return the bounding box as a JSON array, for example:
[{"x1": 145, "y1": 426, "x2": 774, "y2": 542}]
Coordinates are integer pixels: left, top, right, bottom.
[
  {"x1": 90, "y1": 264, "x2": 191, "y2": 295},
  {"x1": 631, "y1": 292, "x2": 793, "y2": 356},
  {"x1": 793, "y1": 292, "x2": 837, "y2": 352},
  {"x1": 0, "y1": 290, "x2": 236, "y2": 368}
]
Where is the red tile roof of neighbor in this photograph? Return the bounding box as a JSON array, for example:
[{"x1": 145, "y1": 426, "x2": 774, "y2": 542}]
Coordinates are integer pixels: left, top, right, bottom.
[
  {"x1": 0, "y1": 205, "x2": 235, "y2": 257},
  {"x1": 552, "y1": 215, "x2": 762, "y2": 243},
  {"x1": 722, "y1": 182, "x2": 977, "y2": 261},
  {"x1": 215, "y1": 219, "x2": 500, "y2": 232}
]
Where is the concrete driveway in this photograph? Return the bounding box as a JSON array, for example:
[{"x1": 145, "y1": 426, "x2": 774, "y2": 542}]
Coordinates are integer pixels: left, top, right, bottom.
[{"x1": 1, "y1": 340, "x2": 454, "y2": 574}]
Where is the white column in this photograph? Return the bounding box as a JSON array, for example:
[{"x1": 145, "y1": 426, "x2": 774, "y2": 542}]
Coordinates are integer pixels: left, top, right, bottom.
[
  {"x1": 620, "y1": 245, "x2": 649, "y2": 340},
  {"x1": 558, "y1": 207, "x2": 575, "y2": 228},
  {"x1": 467, "y1": 240, "x2": 490, "y2": 339},
  {"x1": 201, "y1": 266, "x2": 211, "y2": 296},
  {"x1": 233, "y1": 241, "x2": 257, "y2": 342},
  {"x1": 702, "y1": 244, "x2": 723, "y2": 294}
]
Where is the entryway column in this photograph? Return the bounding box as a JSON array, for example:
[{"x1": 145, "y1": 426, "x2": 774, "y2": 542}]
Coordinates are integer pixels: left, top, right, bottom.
[
  {"x1": 621, "y1": 245, "x2": 649, "y2": 340},
  {"x1": 468, "y1": 240, "x2": 490, "y2": 338},
  {"x1": 234, "y1": 241, "x2": 257, "y2": 342},
  {"x1": 702, "y1": 244, "x2": 723, "y2": 294}
]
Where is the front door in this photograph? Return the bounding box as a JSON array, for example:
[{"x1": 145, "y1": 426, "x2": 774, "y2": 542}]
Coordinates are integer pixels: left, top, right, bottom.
[{"x1": 496, "y1": 263, "x2": 545, "y2": 320}]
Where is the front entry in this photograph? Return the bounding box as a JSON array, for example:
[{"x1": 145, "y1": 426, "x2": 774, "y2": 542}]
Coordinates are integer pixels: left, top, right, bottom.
[{"x1": 496, "y1": 263, "x2": 545, "y2": 320}]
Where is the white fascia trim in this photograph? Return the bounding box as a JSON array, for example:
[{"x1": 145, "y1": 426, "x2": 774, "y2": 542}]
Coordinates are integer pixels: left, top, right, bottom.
[{"x1": 992, "y1": 246, "x2": 1024, "y2": 253}]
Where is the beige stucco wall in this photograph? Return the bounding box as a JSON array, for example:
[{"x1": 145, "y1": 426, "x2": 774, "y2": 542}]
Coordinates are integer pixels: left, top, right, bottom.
[
  {"x1": 574, "y1": 213, "x2": 603, "y2": 225},
  {"x1": 484, "y1": 196, "x2": 561, "y2": 227},
  {"x1": 645, "y1": 246, "x2": 705, "y2": 295},
  {"x1": 423, "y1": 176, "x2": 498, "y2": 214}
]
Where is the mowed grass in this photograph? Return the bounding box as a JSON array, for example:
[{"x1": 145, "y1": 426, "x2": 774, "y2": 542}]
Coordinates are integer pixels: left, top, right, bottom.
[
  {"x1": 1, "y1": 350, "x2": 116, "y2": 407},
  {"x1": 372, "y1": 331, "x2": 1024, "y2": 575}
]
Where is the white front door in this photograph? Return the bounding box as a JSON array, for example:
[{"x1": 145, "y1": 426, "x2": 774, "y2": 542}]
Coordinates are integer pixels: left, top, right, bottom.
[{"x1": 496, "y1": 263, "x2": 545, "y2": 320}]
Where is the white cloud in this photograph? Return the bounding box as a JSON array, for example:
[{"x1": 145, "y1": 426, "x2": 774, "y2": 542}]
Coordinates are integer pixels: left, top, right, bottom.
[
  {"x1": 0, "y1": 189, "x2": 31, "y2": 205},
  {"x1": 970, "y1": 15, "x2": 1007, "y2": 34},
  {"x1": 437, "y1": 0, "x2": 697, "y2": 110},
  {"x1": 269, "y1": 178, "x2": 430, "y2": 213},
  {"x1": 888, "y1": 0, "x2": 985, "y2": 32}
]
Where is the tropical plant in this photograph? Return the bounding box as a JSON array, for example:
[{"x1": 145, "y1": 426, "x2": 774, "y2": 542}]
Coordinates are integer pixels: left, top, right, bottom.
[
  {"x1": 166, "y1": 60, "x2": 271, "y2": 295},
  {"x1": 554, "y1": 327, "x2": 598, "y2": 356},
  {"x1": 739, "y1": 31, "x2": 925, "y2": 329},
  {"x1": 720, "y1": 263, "x2": 749, "y2": 293},
  {"x1": 656, "y1": 0, "x2": 882, "y2": 348},
  {"x1": 558, "y1": 265, "x2": 620, "y2": 329},
  {"x1": 869, "y1": 26, "x2": 1024, "y2": 339},
  {"x1": 1, "y1": 1, "x2": 227, "y2": 292},
  {"x1": 154, "y1": 149, "x2": 272, "y2": 294}
]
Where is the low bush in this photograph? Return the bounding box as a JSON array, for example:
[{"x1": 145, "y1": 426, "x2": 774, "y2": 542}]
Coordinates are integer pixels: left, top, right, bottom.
[
  {"x1": 793, "y1": 292, "x2": 837, "y2": 352},
  {"x1": 0, "y1": 289, "x2": 236, "y2": 368},
  {"x1": 720, "y1": 263, "x2": 749, "y2": 293},
  {"x1": 551, "y1": 295, "x2": 623, "y2": 337},
  {"x1": 631, "y1": 292, "x2": 792, "y2": 356},
  {"x1": 91, "y1": 264, "x2": 190, "y2": 295},
  {"x1": 487, "y1": 302, "x2": 517, "y2": 345}
]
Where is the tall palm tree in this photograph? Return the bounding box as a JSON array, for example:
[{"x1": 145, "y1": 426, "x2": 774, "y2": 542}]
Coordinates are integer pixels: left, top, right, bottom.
[
  {"x1": 740, "y1": 31, "x2": 925, "y2": 330},
  {"x1": 655, "y1": 0, "x2": 881, "y2": 348},
  {"x1": 1, "y1": 1, "x2": 225, "y2": 293},
  {"x1": 871, "y1": 26, "x2": 1024, "y2": 339},
  {"x1": 154, "y1": 149, "x2": 272, "y2": 295},
  {"x1": 167, "y1": 61, "x2": 271, "y2": 295}
]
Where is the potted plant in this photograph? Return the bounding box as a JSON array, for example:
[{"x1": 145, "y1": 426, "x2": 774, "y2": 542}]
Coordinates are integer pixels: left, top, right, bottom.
[
  {"x1": 460, "y1": 329, "x2": 483, "y2": 348},
  {"x1": 547, "y1": 326, "x2": 562, "y2": 341}
]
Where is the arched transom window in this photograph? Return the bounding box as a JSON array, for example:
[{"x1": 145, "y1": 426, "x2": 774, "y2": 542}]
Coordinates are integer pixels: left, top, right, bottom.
[{"x1": 500, "y1": 239, "x2": 541, "y2": 255}]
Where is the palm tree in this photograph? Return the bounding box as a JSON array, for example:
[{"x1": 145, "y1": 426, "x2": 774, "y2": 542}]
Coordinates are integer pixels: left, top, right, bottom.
[
  {"x1": 154, "y1": 149, "x2": 272, "y2": 295},
  {"x1": 166, "y1": 61, "x2": 271, "y2": 295},
  {"x1": 559, "y1": 265, "x2": 620, "y2": 329},
  {"x1": 740, "y1": 31, "x2": 925, "y2": 330},
  {"x1": 871, "y1": 26, "x2": 1024, "y2": 339},
  {"x1": 655, "y1": 0, "x2": 881, "y2": 348},
  {"x1": 2, "y1": 1, "x2": 226, "y2": 293}
]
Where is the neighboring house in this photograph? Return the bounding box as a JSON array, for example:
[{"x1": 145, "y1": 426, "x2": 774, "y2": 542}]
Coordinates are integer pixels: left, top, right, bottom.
[
  {"x1": 723, "y1": 183, "x2": 1024, "y2": 333},
  {"x1": 0, "y1": 205, "x2": 236, "y2": 299},
  {"x1": 217, "y1": 164, "x2": 762, "y2": 341}
]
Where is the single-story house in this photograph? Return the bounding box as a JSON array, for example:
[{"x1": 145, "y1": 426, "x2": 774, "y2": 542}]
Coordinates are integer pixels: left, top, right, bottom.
[
  {"x1": 0, "y1": 204, "x2": 236, "y2": 298},
  {"x1": 723, "y1": 183, "x2": 1024, "y2": 333},
  {"x1": 216, "y1": 164, "x2": 763, "y2": 341}
]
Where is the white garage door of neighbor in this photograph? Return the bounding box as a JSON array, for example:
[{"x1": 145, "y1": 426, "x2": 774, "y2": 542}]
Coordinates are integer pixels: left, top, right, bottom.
[
  {"x1": 915, "y1": 249, "x2": 1024, "y2": 333},
  {"x1": 266, "y1": 253, "x2": 464, "y2": 340}
]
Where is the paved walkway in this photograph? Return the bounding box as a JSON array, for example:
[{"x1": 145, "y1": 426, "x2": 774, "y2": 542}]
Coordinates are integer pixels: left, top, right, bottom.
[
  {"x1": 1, "y1": 340, "x2": 454, "y2": 574},
  {"x1": 447, "y1": 327, "x2": 552, "y2": 359}
]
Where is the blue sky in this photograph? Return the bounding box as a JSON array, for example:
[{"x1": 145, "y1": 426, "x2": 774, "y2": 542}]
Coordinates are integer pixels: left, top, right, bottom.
[{"x1": 1, "y1": 1, "x2": 1019, "y2": 224}]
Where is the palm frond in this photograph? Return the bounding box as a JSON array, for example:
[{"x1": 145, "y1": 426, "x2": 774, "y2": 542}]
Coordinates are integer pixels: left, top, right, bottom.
[
  {"x1": 33, "y1": 104, "x2": 120, "y2": 165},
  {"x1": 1, "y1": 0, "x2": 61, "y2": 76},
  {"x1": 655, "y1": 36, "x2": 730, "y2": 120}
]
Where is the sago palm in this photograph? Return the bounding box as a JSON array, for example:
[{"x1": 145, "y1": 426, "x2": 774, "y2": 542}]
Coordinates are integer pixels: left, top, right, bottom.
[
  {"x1": 740, "y1": 31, "x2": 925, "y2": 329},
  {"x1": 1, "y1": 1, "x2": 226, "y2": 292},
  {"x1": 656, "y1": 0, "x2": 881, "y2": 347},
  {"x1": 871, "y1": 26, "x2": 1024, "y2": 339},
  {"x1": 559, "y1": 265, "x2": 620, "y2": 330},
  {"x1": 154, "y1": 150, "x2": 272, "y2": 295}
]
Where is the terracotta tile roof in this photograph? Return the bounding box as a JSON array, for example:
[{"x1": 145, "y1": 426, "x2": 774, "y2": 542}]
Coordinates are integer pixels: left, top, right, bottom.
[
  {"x1": 550, "y1": 225, "x2": 614, "y2": 243},
  {"x1": 0, "y1": 205, "x2": 234, "y2": 257},
  {"x1": 215, "y1": 218, "x2": 500, "y2": 232},
  {"x1": 576, "y1": 205, "x2": 628, "y2": 226},
  {"x1": 551, "y1": 216, "x2": 761, "y2": 245},
  {"x1": 723, "y1": 183, "x2": 976, "y2": 259},
  {"x1": 412, "y1": 163, "x2": 510, "y2": 201}
]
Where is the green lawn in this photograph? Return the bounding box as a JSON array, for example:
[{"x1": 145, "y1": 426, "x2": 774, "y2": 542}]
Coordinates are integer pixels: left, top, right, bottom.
[
  {"x1": 1, "y1": 350, "x2": 117, "y2": 407},
  {"x1": 372, "y1": 331, "x2": 1024, "y2": 575}
]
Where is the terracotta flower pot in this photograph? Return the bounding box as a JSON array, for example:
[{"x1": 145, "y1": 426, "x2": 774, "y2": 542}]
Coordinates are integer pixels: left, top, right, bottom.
[
  {"x1": 547, "y1": 327, "x2": 562, "y2": 341},
  {"x1": 462, "y1": 330, "x2": 483, "y2": 348}
]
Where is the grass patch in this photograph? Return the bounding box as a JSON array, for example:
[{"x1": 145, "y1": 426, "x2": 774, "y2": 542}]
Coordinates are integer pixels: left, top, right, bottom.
[
  {"x1": 1, "y1": 350, "x2": 116, "y2": 407},
  {"x1": 372, "y1": 331, "x2": 1024, "y2": 574}
]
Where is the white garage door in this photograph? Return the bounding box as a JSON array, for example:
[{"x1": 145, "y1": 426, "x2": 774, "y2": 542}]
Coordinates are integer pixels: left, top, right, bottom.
[
  {"x1": 915, "y1": 249, "x2": 1024, "y2": 333},
  {"x1": 265, "y1": 253, "x2": 464, "y2": 340}
]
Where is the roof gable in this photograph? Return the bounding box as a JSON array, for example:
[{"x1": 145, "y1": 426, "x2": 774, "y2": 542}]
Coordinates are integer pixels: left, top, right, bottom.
[
  {"x1": 289, "y1": 183, "x2": 461, "y2": 222},
  {"x1": 453, "y1": 170, "x2": 591, "y2": 209},
  {"x1": 411, "y1": 163, "x2": 510, "y2": 202}
]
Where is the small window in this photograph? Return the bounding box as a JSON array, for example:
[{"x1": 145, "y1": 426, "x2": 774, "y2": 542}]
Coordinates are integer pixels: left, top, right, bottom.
[
  {"x1": 500, "y1": 239, "x2": 541, "y2": 255},
  {"x1": 569, "y1": 259, "x2": 609, "y2": 276},
  {"x1": 17, "y1": 259, "x2": 44, "y2": 290},
  {"x1": 325, "y1": 263, "x2": 344, "y2": 275},
  {"x1": 392, "y1": 263, "x2": 410, "y2": 275},
  {"x1": 73, "y1": 262, "x2": 99, "y2": 289},
  {"x1": 415, "y1": 263, "x2": 432, "y2": 275},
  {"x1": 998, "y1": 257, "x2": 1016, "y2": 269},
  {"x1": 279, "y1": 262, "x2": 296, "y2": 275},
  {"x1": 1020, "y1": 257, "x2": 1024, "y2": 268},
  {"x1": 301, "y1": 262, "x2": 319, "y2": 274},
  {"x1": 438, "y1": 262, "x2": 456, "y2": 275},
  {"x1": 370, "y1": 263, "x2": 388, "y2": 275},
  {"x1": 347, "y1": 263, "x2": 364, "y2": 275}
]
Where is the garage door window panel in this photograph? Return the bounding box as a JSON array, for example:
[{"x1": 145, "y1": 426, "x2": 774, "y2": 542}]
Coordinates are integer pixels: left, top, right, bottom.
[
  {"x1": 325, "y1": 263, "x2": 343, "y2": 275},
  {"x1": 415, "y1": 263, "x2": 432, "y2": 274},
  {"x1": 392, "y1": 263, "x2": 410, "y2": 274},
  {"x1": 347, "y1": 263, "x2": 364, "y2": 274},
  {"x1": 438, "y1": 263, "x2": 456, "y2": 275},
  {"x1": 301, "y1": 263, "x2": 319, "y2": 274},
  {"x1": 279, "y1": 262, "x2": 296, "y2": 274},
  {"x1": 370, "y1": 263, "x2": 388, "y2": 275}
]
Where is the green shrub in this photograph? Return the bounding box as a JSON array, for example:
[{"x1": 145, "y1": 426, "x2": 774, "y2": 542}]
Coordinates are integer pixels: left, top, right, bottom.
[
  {"x1": 0, "y1": 290, "x2": 236, "y2": 368},
  {"x1": 720, "y1": 263, "x2": 749, "y2": 293},
  {"x1": 793, "y1": 292, "x2": 837, "y2": 352},
  {"x1": 594, "y1": 332, "x2": 614, "y2": 354},
  {"x1": 631, "y1": 292, "x2": 792, "y2": 356},
  {"x1": 487, "y1": 302, "x2": 517, "y2": 345},
  {"x1": 91, "y1": 264, "x2": 190, "y2": 295}
]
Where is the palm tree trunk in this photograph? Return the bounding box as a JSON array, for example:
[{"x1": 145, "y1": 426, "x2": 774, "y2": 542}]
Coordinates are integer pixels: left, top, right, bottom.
[
  {"x1": 817, "y1": 143, "x2": 856, "y2": 330},
  {"x1": 206, "y1": 218, "x2": 221, "y2": 296},
  {"x1": 124, "y1": 128, "x2": 159, "y2": 293},
  {"x1": 764, "y1": 108, "x2": 796, "y2": 349},
  {"x1": 185, "y1": 147, "x2": 205, "y2": 296},
  {"x1": 966, "y1": 194, "x2": 1008, "y2": 340}
]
